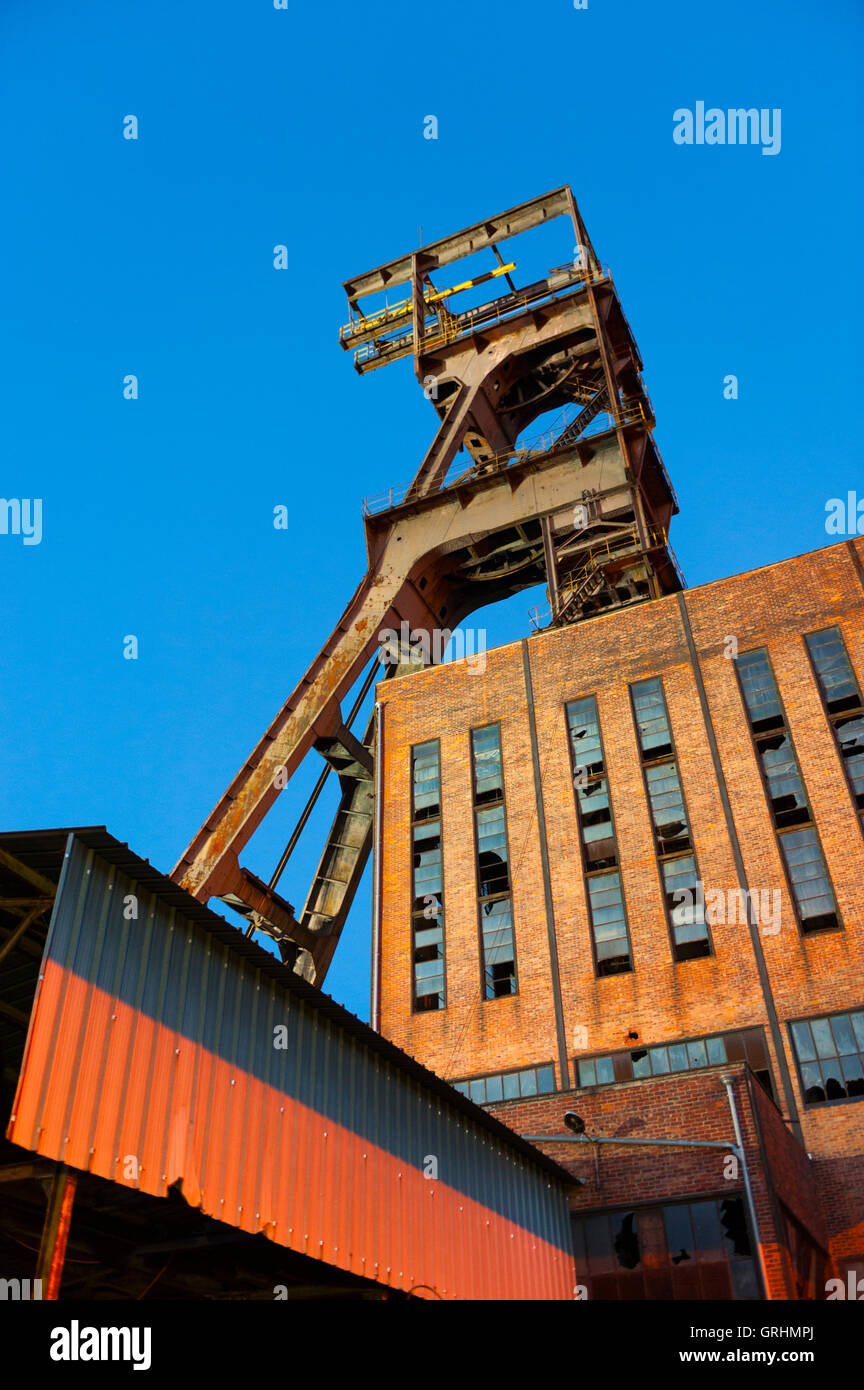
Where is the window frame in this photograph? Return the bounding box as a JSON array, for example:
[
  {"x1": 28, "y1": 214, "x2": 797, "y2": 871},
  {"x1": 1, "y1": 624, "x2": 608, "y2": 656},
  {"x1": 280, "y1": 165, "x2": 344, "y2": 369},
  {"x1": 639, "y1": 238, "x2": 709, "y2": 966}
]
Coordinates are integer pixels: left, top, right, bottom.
[
  {"x1": 802, "y1": 625, "x2": 864, "y2": 832},
  {"x1": 786, "y1": 1005, "x2": 864, "y2": 1110},
  {"x1": 628, "y1": 676, "x2": 714, "y2": 963},
  {"x1": 733, "y1": 647, "x2": 843, "y2": 938},
  {"x1": 409, "y1": 738, "x2": 446, "y2": 1014},
  {"x1": 451, "y1": 1061, "x2": 558, "y2": 1105},
  {"x1": 469, "y1": 720, "x2": 519, "y2": 1000},
  {"x1": 564, "y1": 693, "x2": 635, "y2": 978},
  {"x1": 573, "y1": 1024, "x2": 774, "y2": 1098},
  {"x1": 571, "y1": 1192, "x2": 761, "y2": 1301}
]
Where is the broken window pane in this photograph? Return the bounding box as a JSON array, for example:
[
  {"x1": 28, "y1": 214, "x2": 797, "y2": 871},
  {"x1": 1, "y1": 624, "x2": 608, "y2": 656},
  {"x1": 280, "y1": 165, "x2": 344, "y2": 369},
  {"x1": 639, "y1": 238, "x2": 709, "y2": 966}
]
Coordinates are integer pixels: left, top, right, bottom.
[
  {"x1": 737, "y1": 647, "x2": 841, "y2": 931},
  {"x1": 790, "y1": 1009, "x2": 864, "y2": 1105},
  {"x1": 566, "y1": 695, "x2": 605, "y2": 776},
  {"x1": 587, "y1": 871, "x2": 632, "y2": 976},
  {"x1": 411, "y1": 742, "x2": 446, "y2": 1010},
  {"x1": 737, "y1": 649, "x2": 784, "y2": 731},
  {"x1": 573, "y1": 1027, "x2": 773, "y2": 1094},
  {"x1": 806, "y1": 627, "x2": 861, "y2": 713},
  {"x1": 757, "y1": 732, "x2": 810, "y2": 827},
  {"x1": 471, "y1": 723, "x2": 505, "y2": 802},
  {"x1": 471, "y1": 724, "x2": 518, "y2": 997},
  {"x1": 631, "y1": 677, "x2": 674, "y2": 759}
]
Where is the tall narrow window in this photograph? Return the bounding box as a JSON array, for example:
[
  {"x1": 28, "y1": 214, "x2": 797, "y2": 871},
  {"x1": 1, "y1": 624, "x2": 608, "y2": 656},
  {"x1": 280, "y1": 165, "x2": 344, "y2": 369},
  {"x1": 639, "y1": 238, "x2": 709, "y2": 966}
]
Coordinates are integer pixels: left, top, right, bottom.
[
  {"x1": 411, "y1": 741, "x2": 445, "y2": 1010},
  {"x1": 805, "y1": 627, "x2": 864, "y2": 827},
  {"x1": 630, "y1": 678, "x2": 711, "y2": 961},
  {"x1": 566, "y1": 696, "x2": 633, "y2": 975},
  {"x1": 470, "y1": 725, "x2": 517, "y2": 998},
  {"x1": 737, "y1": 649, "x2": 840, "y2": 934}
]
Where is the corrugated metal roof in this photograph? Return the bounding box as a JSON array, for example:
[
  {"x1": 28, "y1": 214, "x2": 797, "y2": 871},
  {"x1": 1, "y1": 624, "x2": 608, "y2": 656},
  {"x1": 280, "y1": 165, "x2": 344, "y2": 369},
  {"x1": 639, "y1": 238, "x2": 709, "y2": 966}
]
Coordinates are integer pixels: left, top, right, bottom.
[
  {"x1": 5, "y1": 829, "x2": 577, "y2": 1299},
  {"x1": 0, "y1": 826, "x2": 573, "y2": 1179}
]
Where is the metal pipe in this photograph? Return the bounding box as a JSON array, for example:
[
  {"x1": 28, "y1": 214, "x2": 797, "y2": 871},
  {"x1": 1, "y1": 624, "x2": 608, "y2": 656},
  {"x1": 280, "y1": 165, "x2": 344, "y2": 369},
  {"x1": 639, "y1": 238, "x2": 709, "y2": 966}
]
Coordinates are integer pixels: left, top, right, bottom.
[
  {"x1": 370, "y1": 699, "x2": 384, "y2": 1031},
  {"x1": 266, "y1": 765, "x2": 331, "y2": 898},
  {"x1": 720, "y1": 1072, "x2": 770, "y2": 1300},
  {"x1": 524, "y1": 1134, "x2": 740, "y2": 1154}
]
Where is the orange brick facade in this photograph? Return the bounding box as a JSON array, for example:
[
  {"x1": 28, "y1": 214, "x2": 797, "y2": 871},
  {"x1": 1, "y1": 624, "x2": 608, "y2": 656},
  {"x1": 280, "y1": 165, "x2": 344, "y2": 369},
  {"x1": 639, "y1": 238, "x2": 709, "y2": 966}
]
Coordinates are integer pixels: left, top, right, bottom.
[{"x1": 374, "y1": 537, "x2": 864, "y2": 1299}]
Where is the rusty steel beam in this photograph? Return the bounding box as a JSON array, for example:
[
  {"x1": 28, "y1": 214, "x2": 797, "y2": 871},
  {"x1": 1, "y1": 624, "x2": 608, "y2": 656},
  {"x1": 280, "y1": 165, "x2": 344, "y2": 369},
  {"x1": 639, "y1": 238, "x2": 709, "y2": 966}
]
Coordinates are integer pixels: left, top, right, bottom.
[
  {"x1": 0, "y1": 902, "x2": 49, "y2": 966},
  {"x1": 0, "y1": 847, "x2": 57, "y2": 898},
  {"x1": 36, "y1": 1166, "x2": 78, "y2": 1300},
  {"x1": 0, "y1": 1160, "x2": 57, "y2": 1184},
  {"x1": 343, "y1": 186, "x2": 582, "y2": 303},
  {"x1": 540, "y1": 515, "x2": 561, "y2": 617},
  {"x1": 295, "y1": 713, "x2": 376, "y2": 982},
  {"x1": 282, "y1": 653, "x2": 427, "y2": 981}
]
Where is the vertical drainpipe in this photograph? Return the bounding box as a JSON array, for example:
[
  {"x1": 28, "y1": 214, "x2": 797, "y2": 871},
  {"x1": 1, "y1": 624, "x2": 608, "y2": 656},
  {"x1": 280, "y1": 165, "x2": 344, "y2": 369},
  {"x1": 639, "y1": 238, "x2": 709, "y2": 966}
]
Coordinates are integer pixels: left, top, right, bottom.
[
  {"x1": 370, "y1": 700, "x2": 384, "y2": 1031},
  {"x1": 721, "y1": 1073, "x2": 771, "y2": 1300}
]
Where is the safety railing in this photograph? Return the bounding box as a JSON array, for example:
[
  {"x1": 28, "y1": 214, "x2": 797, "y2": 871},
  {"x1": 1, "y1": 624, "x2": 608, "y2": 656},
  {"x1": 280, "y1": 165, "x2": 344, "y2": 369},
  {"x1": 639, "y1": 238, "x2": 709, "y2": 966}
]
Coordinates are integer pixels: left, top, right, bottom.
[
  {"x1": 341, "y1": 299, "x2": 414, "y2": 340},
  {"x1": 420, "y1": 267, "x2": 608, "y2": 354},
  {"x1": 350, "y1": 267, "x2": 611, "y2": 369},
  {"x1": 354, "y1": 329, "x2": 414, "y2": 367},
  {"x1": 361, "y1": 406, "x2": 588, "y2": 516},
  {"x1": 359, "y1": 387, "x2": 656, "y2": 517},
  {"x1": 340, "y1": 261, "x2": 517, "y2": 344}
]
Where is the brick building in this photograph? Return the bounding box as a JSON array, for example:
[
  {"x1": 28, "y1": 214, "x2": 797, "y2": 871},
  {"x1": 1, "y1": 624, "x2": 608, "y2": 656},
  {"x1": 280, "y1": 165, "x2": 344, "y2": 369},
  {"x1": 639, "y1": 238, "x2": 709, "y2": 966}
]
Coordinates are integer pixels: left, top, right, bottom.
[{"x1": 373, "y1": 535, "x2": 864, "y2": 1300}]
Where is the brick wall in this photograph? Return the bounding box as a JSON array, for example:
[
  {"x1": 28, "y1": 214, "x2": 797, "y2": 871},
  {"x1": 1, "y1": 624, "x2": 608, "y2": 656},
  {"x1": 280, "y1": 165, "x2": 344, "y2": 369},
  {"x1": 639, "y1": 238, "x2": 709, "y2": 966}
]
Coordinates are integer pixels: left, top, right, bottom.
[
  {"x1": 811, "y1": 1155, "x2": 864, "y2": 1266},
  {"x1": 376, "y1": 538, "x2": 864, "y2": 1188}
]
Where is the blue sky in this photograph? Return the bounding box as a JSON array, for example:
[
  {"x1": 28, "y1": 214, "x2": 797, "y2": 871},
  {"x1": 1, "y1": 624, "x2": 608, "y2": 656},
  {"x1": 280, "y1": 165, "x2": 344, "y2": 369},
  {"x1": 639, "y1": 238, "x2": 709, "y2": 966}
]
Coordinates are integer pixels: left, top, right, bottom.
[{"x1": 1, "y1": 0, "x2": 861, "y2": 1021}]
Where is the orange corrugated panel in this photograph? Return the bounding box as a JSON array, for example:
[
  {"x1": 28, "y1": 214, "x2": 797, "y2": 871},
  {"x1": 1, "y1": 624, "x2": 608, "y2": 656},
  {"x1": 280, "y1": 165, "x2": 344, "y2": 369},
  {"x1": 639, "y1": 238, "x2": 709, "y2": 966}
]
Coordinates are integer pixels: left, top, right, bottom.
[
  {"x1": 7, "y1": 833, "x2": 577, "y2": 1301},
  {"x1": 182, "y1": 1035, "x2": 213, "y2": 1210},
  {"x1": 94, "y1": 991, "x2": 135, "y2": 1186},
  {"x1": 64, "y1": 968, "x2": 111, "y2": 1172},
  {"x1": 167, "y1": 1032, "x2": 198, "y2": 1191},
  {"x1": 10, "y1": 956, "x2": 62, "y2": 1145},
  {"x1": 41, "y1": 969, "x2": 90, "y2": 1159},
  {"x1": 220, "y1": 1062, "x2": 246, "y2": 1235},
  {"x1": 271, "y1": 1095, "x2": 292, "y2": 1244}
]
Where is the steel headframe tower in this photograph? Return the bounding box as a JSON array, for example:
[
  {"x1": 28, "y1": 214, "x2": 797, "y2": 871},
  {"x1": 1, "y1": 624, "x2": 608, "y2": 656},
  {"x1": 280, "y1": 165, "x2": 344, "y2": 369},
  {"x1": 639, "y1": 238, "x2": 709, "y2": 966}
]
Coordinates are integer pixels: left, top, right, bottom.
[{"x1": 171, "y1": 186, "x2": 682, "y2": 983}]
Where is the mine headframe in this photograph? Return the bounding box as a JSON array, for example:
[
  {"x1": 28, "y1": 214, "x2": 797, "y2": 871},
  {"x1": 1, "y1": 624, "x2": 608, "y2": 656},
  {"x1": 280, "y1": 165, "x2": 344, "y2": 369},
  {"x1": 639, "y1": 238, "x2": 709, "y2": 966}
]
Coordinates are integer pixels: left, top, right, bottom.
[{"x1": 170, "y1": 186, "x2": 683, "y2": 984}]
